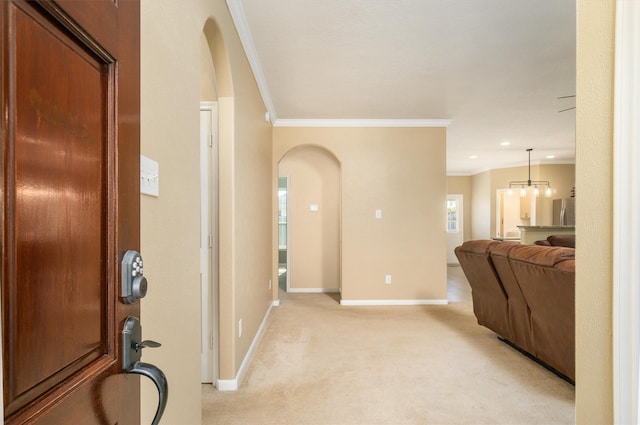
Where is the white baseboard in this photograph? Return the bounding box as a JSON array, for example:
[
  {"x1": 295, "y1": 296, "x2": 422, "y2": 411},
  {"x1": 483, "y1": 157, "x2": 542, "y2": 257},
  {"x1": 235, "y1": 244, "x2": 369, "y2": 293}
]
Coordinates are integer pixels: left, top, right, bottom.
[
  {"x1": 287, "y1": 288, "x2": 340, "y2": 293},
  {"x1": 340, "y1": 299, "x2": 448, "y2": 306},
  {"x1": 272, "y1": 299, "x2": 280, "y2": 306},
  {"x1": 216, "y1": 301, "x2": 274, "y2": 392},
  {"x1": 216, "y1": 379, "x2": 238, "y2": 391}
]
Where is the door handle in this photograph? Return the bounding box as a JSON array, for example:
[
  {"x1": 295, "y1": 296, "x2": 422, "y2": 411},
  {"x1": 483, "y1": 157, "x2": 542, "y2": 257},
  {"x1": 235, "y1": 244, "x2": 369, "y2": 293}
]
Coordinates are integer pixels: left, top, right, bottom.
[
  {"x1": 128, "y1": 362, "x2": 168, "y2": 425},
  {"x1": 122, "y1": 316, "x2": 168, "y2": 425}
]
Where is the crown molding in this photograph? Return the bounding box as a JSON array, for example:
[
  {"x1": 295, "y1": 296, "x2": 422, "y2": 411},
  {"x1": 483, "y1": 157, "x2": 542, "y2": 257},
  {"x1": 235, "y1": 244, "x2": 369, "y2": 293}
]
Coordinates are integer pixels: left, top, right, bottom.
[
  {"x1": 454, "y1": 159, "x2": 576, "y2": 177},
  {"x1": 226, "y1": 0, "x2": 278, "y2": 123},
  {"x1": 446, "y1": 172, "x2": 475, "y2": 177},
  {"x1": 273, "y1": 119, "x2": 453, "y2": 128}
]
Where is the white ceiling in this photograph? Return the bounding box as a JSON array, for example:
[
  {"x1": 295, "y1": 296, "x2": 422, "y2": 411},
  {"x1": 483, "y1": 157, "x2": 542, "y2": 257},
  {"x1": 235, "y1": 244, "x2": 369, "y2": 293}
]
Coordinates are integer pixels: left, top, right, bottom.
[{"x1": 229, "y1": 0, "x2": 576, "y2": 175}]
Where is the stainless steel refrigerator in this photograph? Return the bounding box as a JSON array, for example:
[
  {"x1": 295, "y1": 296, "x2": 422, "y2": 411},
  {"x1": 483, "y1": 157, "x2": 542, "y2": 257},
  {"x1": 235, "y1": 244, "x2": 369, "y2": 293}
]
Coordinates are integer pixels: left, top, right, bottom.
[{"x1": 553, "y1": 198, "x2": 576, "y2": 226}]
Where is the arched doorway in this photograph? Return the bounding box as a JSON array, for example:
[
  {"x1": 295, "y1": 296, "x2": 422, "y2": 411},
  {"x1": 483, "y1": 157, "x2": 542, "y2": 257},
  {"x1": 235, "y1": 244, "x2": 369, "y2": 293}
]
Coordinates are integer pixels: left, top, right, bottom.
[{"x1": 278, "y1": 145, "x2": 341, "y2": 296}]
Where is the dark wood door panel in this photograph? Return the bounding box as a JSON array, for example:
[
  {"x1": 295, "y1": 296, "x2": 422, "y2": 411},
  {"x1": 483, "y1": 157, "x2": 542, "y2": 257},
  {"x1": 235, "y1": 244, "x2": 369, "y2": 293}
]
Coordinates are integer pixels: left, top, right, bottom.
[
  {"x1": 4, "y1": 1, "x2": 115, "y2": 416},
  {"x1": 1, "y1": 0, "x2": 141, "y2": 423},
  {"x1": 7, "y1": 364, "x2": 119, "y2": 425}
]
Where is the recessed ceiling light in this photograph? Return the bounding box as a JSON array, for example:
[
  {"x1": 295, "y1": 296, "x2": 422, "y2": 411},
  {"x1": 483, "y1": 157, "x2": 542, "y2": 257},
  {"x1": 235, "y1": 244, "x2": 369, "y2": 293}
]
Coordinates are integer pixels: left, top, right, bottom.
[
  {"x1": 469, "y1": 155, "x2": 478, "y2": 159},
  {"x1": 546, "y1": 155, "x2": 556, "y2": 159},
  {"x1": 500, "y1": 141, "x2": 511, "y2": 146}
]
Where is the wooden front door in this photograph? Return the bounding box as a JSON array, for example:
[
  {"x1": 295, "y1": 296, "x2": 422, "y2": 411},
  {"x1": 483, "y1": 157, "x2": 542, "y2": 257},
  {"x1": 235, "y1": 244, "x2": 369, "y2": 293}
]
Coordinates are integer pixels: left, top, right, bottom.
[{"x1": 1, "y1": 0, "x2": 141, "y2": 423}]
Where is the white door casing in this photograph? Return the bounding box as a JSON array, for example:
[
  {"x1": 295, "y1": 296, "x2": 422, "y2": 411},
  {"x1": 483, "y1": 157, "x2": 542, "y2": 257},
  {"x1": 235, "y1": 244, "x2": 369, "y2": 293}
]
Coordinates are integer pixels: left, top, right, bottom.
[
  {"x1": 447, "y1": 194, "x2": 463, "y2": 264},
  {"x1": 200, "y1": 102, "x2": 219, "y2": 384}
]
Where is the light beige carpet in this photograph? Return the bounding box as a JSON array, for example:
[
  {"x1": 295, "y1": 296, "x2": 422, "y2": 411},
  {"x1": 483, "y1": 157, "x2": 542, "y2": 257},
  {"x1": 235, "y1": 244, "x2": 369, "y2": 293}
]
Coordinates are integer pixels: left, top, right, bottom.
[{"x1": 202, "y1": 279, "x2": 574, "y2": 424}]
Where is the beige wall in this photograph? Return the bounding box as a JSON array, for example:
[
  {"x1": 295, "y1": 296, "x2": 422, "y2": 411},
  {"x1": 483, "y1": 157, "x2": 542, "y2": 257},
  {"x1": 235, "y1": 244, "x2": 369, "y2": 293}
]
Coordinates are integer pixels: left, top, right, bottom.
[
  {"x1": 199, "y1": 32, "x2": 218, "y2": 100},
  {"x1": 140, "y1": 0, "x2": 271, "y2": 424},
  {"x1": 279, "y1": 146, "x2": 341, "y2": 291},
  {"x1": 575, "y1": 0, "x2": 615, "y2": 422},
  {"x1": 446, "y1": 176, "x2": 472, "y2": 242},
  {"x1": 273, "y1": 127, "x2": 448, "y2": 302},
  {"x1": 471, "y1": 171, "x2": 491, "y2": 239}
]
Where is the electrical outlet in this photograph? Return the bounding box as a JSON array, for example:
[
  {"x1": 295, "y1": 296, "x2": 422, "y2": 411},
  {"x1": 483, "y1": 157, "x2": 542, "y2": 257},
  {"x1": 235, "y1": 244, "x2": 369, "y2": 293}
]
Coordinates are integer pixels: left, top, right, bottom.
[
  {"x1": 385, "y1": 275, "x2": 392, "y2": 284},
  {"x1": 238, "y1": 319, "x2": 242, "y2": 338}
]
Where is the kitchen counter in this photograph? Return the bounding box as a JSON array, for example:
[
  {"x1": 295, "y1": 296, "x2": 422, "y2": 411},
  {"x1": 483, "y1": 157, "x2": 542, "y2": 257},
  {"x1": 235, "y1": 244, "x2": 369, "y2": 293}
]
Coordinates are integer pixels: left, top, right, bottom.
[{"x1": 517, "y1": 225, "x2": 575, "y2": 245}]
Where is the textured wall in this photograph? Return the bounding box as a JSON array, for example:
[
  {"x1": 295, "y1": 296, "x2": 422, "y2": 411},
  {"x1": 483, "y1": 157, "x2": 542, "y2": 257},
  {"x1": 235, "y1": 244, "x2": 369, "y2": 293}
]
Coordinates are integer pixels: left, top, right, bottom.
[
  {"x1": 575, "y1": 0, "x2": 615, "y2": 422},
  {"x1": 471, "y1": 171, "x2": 491, "y2": 239}
]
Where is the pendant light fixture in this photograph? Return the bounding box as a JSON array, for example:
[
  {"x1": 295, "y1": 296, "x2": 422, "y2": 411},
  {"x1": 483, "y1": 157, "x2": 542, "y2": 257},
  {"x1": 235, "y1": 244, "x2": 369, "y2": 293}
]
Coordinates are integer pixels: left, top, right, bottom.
[{"x1": 507, "y1": 148, "x2": 552, "y2": 197}]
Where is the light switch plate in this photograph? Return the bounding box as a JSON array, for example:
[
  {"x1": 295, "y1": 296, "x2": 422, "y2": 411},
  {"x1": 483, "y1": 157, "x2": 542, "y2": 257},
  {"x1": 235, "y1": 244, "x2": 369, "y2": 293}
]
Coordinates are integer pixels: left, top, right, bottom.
[
  {"x1": 309, "y1": 204, "x2": 319, "y2": 212},
  {"x1": 140, "y1": 155, "x2": 159, "y2": 197}
]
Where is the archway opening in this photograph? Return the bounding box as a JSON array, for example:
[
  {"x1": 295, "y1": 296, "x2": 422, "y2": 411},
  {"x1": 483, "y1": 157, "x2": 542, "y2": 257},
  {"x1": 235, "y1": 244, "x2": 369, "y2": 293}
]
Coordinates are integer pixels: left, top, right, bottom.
[
  {"x1": 199, "y1": 18, "x2": 234, "y2": 387},
  {"x1": 278, "y1": 145, "x2": 342, "y2": 298}
]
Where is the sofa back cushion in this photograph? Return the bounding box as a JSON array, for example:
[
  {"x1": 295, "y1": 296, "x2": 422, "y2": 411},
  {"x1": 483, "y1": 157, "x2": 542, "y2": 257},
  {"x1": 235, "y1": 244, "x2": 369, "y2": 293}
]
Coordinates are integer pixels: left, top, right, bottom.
[
  {"x1": 547, "y1": 234, "x2": 576, "y2": 248},
  {"x1": 506, "y1": 245, "x2": 575, "y2": 380},
  {"x1": 454, "y1": 240, "x2": 513, "y2": 341},
  {"x1": 490, "y1": 242, "x2": 534, "y2": 353}
]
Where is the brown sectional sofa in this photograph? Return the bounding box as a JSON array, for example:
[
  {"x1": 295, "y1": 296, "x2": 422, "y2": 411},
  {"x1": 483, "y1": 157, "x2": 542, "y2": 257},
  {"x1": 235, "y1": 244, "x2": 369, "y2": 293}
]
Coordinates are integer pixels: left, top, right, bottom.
[
  {"x1": 534, "y1": 234, "x2": 576, "y2": 248},
  {"x1": 454, "y1": 240, "x2": 575, "y2": 382}
]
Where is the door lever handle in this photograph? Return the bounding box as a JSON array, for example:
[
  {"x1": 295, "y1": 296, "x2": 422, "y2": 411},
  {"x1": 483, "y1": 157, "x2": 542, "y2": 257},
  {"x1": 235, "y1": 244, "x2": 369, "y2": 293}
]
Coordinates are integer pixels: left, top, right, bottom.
[
  {"x1": 137, "y1": 340, "x2": 162, "y2": 351},
  {"x1": 127, "y1": 361, "x2": 168, "y2": 425},
  {"x1": 122, "y1": 317, "x2": 168, "y2": 425}
]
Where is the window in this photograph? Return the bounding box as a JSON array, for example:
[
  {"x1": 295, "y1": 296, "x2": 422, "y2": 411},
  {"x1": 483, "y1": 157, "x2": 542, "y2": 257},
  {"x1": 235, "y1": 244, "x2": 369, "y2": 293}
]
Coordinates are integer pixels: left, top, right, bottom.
[{"x1": 447, "y1": 199, "x2": 458, "y2": 232}]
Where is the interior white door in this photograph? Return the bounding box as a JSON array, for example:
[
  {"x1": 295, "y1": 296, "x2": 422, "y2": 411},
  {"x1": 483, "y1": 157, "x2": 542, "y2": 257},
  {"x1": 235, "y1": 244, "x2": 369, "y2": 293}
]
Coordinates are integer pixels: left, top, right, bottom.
[
  {"x1": 200, "y1": 102, "x2": 218, "y2": 384},
  {"x1": 446, "y1": 194, "x2": 464, "y2": 264},
  {"x1": 501, "y1": 190, "x2": 522, "y2": 238}
]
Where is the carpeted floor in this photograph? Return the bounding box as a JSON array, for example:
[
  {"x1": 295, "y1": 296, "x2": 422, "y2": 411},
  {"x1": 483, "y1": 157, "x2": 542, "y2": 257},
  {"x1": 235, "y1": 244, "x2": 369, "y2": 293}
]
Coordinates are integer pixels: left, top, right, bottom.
[{"x1": 202, "y1": 268, "x2": 575, "y2": 425}]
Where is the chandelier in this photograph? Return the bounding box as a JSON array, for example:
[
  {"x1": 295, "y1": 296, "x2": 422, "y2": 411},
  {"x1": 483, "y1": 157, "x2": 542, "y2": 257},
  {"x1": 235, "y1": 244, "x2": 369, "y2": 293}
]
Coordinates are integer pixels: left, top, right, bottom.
[{"x1": 508, "y1": 148, "x2": 552, "y2": 197}]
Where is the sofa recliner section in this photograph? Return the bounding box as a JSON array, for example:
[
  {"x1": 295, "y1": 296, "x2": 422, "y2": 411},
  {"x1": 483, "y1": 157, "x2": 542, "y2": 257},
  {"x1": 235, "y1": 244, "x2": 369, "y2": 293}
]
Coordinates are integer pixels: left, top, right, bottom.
[
  {"x1": 452, "y1": 240, "x2": 514, "y2": 343},
  {"x1": 506, "y1": 245, "x2": 575, "y2": 380},
  {"x1": 488, "y1": 242, "x2": 535, "y2": 355},
  {"x1": 454, "y1": 240, "x2": 575, "y2": 382}
]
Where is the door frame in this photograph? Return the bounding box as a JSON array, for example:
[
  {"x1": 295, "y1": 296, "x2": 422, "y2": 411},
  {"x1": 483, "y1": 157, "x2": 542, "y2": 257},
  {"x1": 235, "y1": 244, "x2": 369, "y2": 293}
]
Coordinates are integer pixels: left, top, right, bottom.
[
  {"x1": 199, "y1": 101, "x2": 219, "y2": 384},
  {"x1": 277, "y1": 175, "x2": 291, "y2": 292},
  {"x1": 446, "y1": 194, "x2": 464, "y2": 265},
  {"x1": 496, "y1": 188, "x2": 537, "y2": 239},
  {"x1": 613, "y1": 2, "x2": 640, "y2": 421}
]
